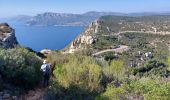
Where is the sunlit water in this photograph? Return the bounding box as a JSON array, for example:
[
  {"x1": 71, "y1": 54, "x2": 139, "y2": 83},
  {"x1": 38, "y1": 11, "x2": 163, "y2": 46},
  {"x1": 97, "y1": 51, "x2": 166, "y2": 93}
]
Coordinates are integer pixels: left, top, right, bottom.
[{"x1": 7, "y1": 22, "x2": 84, "y2": 51}]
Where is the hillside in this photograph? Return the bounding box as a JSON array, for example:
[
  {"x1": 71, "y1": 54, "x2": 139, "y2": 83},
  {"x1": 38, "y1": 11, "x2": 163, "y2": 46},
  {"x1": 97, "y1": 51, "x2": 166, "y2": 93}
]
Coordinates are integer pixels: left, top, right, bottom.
[
  {"x1": 44, "y1": 15, "x2": 170, "y2": 99},
  {"x1": 66, "y1": 15, "x2": 170, "y2": 53},
  {"x1": 64, "y1": 15, "x2": 170, "y2": 80},
  {"x1": 1, "y1": 15, "x2": 170, "y2": 99}
]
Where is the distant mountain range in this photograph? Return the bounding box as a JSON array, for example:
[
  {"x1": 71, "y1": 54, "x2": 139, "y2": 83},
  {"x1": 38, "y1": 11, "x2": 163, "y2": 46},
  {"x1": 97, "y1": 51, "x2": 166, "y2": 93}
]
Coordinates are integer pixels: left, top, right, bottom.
[
  {"x1": 2, "y1": 11, "x2": 170, "y2": 26},
  {"x1": 26, "y1": 11, "x2": 127, "y2": 26}
]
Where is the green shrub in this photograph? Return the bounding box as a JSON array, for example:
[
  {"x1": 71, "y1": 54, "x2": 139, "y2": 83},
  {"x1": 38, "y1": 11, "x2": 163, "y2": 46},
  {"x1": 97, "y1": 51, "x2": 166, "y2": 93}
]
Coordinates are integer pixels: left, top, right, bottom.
[
  {"x1": 97, "y1": 79, "x2": 170, "y2": 100},
  {"x1": 53, "y1": 55, "x2": 103, "y2": 92},
  {"x1": 96, "y1": 84, "x2": 125, "y2": 100},
  {"x1": 123, "y1": 80, "x2": 170, "y2": 100},
  {"x1": 47, "y1": 52, "x2": 71, "y2": 66},
  {"x1": 131, "y1": 59, "x2": 169, "y2": 78},
  {"x1": 50, "y1": 81, "x2": 98, "y2": 100},
  {"x1": 103, "y1": 60, "x2": 125, "y2": 81},
  {"x1": 0, "y1": 47, "x2": 42, "y2": 88}
]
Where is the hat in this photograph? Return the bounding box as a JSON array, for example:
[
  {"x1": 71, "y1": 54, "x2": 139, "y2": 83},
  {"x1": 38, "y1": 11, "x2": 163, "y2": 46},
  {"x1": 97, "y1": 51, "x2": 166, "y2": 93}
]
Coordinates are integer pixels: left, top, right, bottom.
[{"x1": 43, "y1": 60, "x2": 47, "y2": 64}]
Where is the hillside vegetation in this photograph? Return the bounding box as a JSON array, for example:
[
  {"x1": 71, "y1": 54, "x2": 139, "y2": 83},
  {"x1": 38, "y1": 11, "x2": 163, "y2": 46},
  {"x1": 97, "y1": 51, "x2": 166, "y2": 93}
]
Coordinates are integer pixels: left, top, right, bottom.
[
  {"x1": 48, "y1": 15, "x2": 170, "y2": 100},
  {"x1": 99, "y1": 15, "x2": 170, "y2": 33},
  {"x1": 2, "y1": 15, "x2": 170, "y2": 99}
]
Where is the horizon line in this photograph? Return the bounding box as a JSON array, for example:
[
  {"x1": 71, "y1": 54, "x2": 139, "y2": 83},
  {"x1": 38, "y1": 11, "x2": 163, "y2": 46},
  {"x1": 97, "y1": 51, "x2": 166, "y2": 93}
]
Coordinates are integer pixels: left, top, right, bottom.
[{"x1": 1, "y1": 10, "x2": 170, "y2": 18}]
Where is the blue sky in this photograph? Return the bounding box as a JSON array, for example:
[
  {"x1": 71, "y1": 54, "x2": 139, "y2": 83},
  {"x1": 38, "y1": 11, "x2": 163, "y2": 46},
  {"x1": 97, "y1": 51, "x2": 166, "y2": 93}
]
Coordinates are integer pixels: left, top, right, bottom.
[{"x1": 0, "y1": 0, "x2": 170, "y2": 17}]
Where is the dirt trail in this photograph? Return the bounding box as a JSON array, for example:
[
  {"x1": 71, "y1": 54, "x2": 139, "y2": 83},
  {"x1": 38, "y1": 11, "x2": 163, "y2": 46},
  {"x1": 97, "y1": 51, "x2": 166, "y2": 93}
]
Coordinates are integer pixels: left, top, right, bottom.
[{"x1": 20, "y1": 86, "x2": 48, "y2": 100}]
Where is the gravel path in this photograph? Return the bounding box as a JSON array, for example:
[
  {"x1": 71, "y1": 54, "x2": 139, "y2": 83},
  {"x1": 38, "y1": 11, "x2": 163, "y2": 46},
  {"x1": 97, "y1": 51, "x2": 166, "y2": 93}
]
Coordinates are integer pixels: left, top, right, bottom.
[{"x1": 92, "y1": 45, "x2": 129, "y2": 56}]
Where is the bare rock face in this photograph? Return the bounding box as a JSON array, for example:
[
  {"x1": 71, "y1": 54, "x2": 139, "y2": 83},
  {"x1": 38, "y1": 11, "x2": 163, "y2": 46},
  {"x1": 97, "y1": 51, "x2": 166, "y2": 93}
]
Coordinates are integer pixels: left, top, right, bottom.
[
  {"x1": 65, "y1": 19, "x2": 103, "y2": 53},
  {"x1": 0, "y1": 23, "x2": 18, "y2": 48},
  {"x1": 84, "y1": 19, "x2": 103, "y2": 34},
  {"x1": 68, "y1": 35, "x2": 96, "y2": 53}
]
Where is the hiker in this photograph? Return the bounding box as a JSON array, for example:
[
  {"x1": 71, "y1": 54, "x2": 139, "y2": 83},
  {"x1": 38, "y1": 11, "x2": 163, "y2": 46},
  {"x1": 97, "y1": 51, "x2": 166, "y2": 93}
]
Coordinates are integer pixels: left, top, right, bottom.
[{"x1": 40, "y1": 60, "x2": 51, "y2": 87}]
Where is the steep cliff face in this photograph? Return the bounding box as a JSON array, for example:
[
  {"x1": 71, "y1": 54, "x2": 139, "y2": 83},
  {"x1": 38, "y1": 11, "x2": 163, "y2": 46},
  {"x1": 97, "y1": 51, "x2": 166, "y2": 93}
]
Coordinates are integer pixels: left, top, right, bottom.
[
  {"x1": 66, "y1": 19, "x2": 102, "y2": 53},
  {"x1": 0, "y1": 23, "x2": 18, "y2": 48}
]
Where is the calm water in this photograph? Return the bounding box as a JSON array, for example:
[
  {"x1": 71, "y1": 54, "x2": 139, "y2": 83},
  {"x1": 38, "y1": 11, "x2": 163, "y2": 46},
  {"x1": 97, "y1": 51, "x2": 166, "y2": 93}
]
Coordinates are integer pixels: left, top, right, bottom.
[{"x1": 8, "y1": 22, "x2": 84, "y2": 51}]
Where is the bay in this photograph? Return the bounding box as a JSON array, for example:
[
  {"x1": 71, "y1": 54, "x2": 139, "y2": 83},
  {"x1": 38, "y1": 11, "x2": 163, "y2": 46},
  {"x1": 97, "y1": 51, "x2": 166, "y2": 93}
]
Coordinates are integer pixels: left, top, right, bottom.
[{"x1": 9, "y1": 22, "x2": 84, "y2": 51}]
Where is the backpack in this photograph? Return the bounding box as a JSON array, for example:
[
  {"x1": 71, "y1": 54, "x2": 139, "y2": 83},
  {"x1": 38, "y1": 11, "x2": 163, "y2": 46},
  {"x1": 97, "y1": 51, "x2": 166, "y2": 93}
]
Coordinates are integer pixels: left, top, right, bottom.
[{"x1": 43, "y1": 64, "x2": 50, "y2": 77}]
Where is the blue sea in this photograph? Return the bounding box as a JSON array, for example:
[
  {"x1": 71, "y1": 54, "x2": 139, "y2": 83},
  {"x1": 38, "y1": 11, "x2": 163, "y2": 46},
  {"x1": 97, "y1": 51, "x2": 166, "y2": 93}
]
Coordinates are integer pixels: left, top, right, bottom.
[{"x1": 8, "y1": 22, "x2": 84, "y2": 51}]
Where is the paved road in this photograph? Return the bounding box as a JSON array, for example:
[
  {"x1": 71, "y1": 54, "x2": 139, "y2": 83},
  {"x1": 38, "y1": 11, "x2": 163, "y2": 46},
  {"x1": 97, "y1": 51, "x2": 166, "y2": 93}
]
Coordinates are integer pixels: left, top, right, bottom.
[{"x1": 92, "y1": 45, "x2": 129, "y2": 56}]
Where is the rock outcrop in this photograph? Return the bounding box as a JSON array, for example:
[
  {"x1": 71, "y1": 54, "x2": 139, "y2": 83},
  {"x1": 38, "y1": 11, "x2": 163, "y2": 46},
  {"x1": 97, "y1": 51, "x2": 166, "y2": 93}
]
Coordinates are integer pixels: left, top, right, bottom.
[
  {"x1": 84, "y1": 19, "x2": 103, "y2": 34},
  {"x1": 68, "y1": 35, "x2": 96, "y2": 53},
  {"x1": 0, "y1": 23, "x2": 18, "y2": 48},
  {"x1": 66, "y1": 20, "x2": 102, "y2": 53}
]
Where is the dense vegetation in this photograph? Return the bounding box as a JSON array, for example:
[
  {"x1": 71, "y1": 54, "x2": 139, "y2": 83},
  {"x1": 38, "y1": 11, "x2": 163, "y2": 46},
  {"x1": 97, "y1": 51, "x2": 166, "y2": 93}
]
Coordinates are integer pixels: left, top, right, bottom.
[
  {"x1": 99, "y1": 15, "x2": 170, "y2": 34},
  {"x1": 1, "y1": 46, "x2": 170, "y2": 99},
  {"x1": 43, "y1": 29, "x2": 170, "y2": 99},
  {"x1": 46, "y1": 51, "x2": 170, "y2": 100},
  {"x1": 0, "y1": 47, "x2": 42, "y2": 89}
]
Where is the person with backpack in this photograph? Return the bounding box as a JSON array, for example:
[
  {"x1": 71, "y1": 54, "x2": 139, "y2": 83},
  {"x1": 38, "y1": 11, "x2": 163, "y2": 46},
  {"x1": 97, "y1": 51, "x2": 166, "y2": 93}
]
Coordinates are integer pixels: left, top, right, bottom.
[{"x1": 40, "y1": 60, "x2": 51, "y2": 87}]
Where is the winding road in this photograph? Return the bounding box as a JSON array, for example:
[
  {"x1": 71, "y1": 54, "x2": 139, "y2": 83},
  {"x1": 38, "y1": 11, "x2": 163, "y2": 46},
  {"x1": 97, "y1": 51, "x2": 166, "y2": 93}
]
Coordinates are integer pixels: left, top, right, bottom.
[{"x1": 92, "y1": 45, "x2": 129, "y2": 56}]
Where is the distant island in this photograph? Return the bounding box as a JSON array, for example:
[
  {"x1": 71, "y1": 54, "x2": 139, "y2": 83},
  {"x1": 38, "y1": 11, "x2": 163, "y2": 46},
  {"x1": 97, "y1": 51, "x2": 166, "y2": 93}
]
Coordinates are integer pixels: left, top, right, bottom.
[
  {"x1": 3, "y1": 11, "x2": 170, "y2": 26},
  {"x1": 25, "y1": 11, "x2": 126, "y2": 26}
]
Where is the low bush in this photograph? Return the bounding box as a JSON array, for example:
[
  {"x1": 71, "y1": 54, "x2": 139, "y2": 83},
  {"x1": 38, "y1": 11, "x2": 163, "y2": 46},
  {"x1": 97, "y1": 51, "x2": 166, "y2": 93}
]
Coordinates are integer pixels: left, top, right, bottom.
[
  {"x1": 96, "y1": 84, "x2": 125, "y2": 100},
  {"x1": 97, "y1": 80, "x2": 170, "y2": 100},
  {"x1": 53, "y1": 55, "x2": 103, "y2": 92},
  {"x1": 125, "y1": 80, "x2": 170, "y2": 100},
  {"x1": 103, "y1": 60, "x2": 126, "y2": 81},
  {"x1": 49, "y1": 81, "x2": 99, "y2": 100},
  {"x1": 0, "y1": 47, "x2": 42, "y2": 88}
]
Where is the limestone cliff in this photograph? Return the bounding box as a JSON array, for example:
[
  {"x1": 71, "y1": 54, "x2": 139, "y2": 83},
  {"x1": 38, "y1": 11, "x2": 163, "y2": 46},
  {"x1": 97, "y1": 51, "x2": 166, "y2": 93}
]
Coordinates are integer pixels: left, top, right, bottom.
[
  {"x1": 0, "y1": 23, "x2": 18, "y2": 48},
  {"x1": 65, "y1": 19, "x2": 102, "y2": 53}
]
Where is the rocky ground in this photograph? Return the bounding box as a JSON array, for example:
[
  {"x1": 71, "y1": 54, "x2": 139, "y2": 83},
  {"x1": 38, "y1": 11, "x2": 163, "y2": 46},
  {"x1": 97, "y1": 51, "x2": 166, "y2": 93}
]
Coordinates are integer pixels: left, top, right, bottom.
[
  {"x1": 0, "y1": 91, "x2": 18, "y2": 100},
  {"x1": 21, "y1": 87, "x2": 48, "y2": 100}
]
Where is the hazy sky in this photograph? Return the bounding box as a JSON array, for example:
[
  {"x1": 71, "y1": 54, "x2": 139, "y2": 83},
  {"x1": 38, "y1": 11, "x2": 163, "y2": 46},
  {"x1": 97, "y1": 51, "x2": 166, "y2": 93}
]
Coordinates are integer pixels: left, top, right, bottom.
[{"x1": 0, "y1": 0, "x2": 170, "y2": 17}]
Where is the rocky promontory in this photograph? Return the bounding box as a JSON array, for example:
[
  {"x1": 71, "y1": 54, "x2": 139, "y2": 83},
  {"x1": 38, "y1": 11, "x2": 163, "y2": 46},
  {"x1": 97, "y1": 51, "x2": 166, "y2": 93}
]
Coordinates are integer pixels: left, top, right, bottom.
[
  {"x1": 65, "y1": 19, "x2": 102, "y2": 53},
  {"x1": 0, "y1": 23, "x2": 18, "y2": 48}
]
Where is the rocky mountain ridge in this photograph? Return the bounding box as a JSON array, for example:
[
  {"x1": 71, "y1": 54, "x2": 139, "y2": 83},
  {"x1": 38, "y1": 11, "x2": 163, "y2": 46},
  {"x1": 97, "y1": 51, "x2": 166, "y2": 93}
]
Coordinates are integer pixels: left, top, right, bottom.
[
  {"x1": 26, "y1": 11, "x2": 118, "y2": 26},
  {"x1": 4, "y1": 11, "x2": 170, "y2": 27}
]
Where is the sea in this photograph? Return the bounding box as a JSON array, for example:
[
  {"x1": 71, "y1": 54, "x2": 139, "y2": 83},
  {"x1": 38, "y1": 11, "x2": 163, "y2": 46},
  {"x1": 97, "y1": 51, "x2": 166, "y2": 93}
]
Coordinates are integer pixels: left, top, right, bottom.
[{"x1": 6, "y1": 22, "x2": 84, "y2": 51}]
